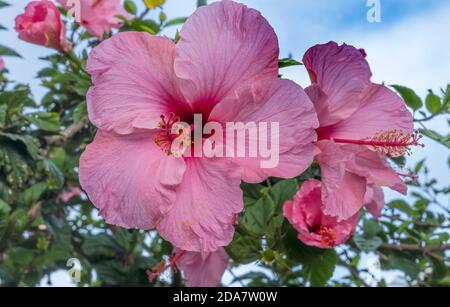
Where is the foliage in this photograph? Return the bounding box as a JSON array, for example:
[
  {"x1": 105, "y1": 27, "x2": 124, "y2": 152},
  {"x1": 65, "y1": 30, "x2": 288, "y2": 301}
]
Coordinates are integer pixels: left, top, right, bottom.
[{"x1": 0, "y1": 0, "x2": 448, "y2": 287}]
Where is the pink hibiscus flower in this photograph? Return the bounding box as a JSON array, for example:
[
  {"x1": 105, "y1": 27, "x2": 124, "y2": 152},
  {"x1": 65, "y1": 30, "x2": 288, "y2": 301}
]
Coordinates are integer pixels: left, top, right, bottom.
[
  {"x1": 284, "y1": 179, "x2": 359, "y2": 248},
  {"x1": 56, "y1": 0, "x2": 131, "y2": 39},
  {"x1": 0, "y1": 57, "x2": 4, "y2": 71},
  {"x1": 303, "y1": 42, "x2": 419, "y2": 221},
  {"x1": 15, "y1": 0, "x2": 71, "y2": 53},
  {"x1": 79, "y1": 1, "x2": 318, "y2": 253}
]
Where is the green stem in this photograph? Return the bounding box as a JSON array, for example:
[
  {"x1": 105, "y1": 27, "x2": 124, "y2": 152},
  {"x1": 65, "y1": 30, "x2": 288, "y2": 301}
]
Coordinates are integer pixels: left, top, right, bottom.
[{"x1": 65, "y1": 51, "x2": 87, "y2": 75}]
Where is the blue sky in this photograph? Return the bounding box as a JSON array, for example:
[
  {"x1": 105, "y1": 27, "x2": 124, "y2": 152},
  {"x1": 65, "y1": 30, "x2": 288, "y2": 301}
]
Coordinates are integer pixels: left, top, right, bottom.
[{"x1": 1, "y1": 0, "x2": 449, "y2": 286}]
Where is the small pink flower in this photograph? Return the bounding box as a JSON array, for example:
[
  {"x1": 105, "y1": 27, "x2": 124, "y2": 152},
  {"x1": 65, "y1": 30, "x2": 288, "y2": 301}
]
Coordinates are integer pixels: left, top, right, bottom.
[
  {"x1": 0, "y1": 57, "x2": 4, "y2": 71},
  {"x1": 303, "y1": 42, "x2": 416, "y2": 221},
  {"x1": 283, "y1": 179, "x2": 359, "y2": 249},
  {"x1": 60, "y1": 186, "x2": 83, "y2": 203},
  {"x1": 79, "y1": 1, "x2": 318, "y2": 253},
  {"x1": 15, "y1": 0, "x2": 71, "y2": 53},
  {"x1": 56, "y1": 0, "x2": 131, "y2": 39}
]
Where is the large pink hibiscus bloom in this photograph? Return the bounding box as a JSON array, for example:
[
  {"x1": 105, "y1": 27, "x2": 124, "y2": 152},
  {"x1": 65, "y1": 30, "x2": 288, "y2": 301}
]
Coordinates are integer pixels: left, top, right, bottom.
[
  {"x1": 303, "y1": 42, "x2": 417, "y2": 221},
  {"x1": 80, "y1": 1, "x2": 318, "y2": 253}
]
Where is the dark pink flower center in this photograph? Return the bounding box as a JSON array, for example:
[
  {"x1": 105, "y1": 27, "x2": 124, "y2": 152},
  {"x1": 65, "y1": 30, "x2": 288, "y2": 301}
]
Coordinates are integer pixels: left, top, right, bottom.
[
  {"x1": 153, "y1": 113, "x2": 190, "y2": 156},
  {"x1": 318, "y1": 226, "x2": 336, "y2": 248}
]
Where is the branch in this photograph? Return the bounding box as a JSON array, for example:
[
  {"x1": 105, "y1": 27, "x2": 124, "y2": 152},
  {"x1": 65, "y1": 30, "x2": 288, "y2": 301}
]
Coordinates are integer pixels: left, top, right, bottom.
[
  {"x1": 379, "y1": 243, "x2": 450, "y2": 253},
  {"x1": 44, "y1": 117, "x2": 89, "y2": 146},
  {"x1": 414, "y1": 100, "x2": 449, "y2": 123},
  {"x1": 337, "y1": 258, "x2": 370, "y2": 287}
]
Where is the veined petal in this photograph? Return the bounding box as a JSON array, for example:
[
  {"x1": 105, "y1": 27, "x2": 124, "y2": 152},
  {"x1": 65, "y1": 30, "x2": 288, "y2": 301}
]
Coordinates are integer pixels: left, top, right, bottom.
[
  {"x1": 86, "y1": 32, "x2": 188, "y2": 134},
  {"x1": 79, "y1": 131, "x2": 186, "y2": 229},
  {"x1": 174, "y1": 0, "x2": 279, "y2": 110},
  {"x1": 324, "y1": 84, "x2": 414, "y2": 140},
  {"x1": 157, "y1": 158, "x2": 243, "y2": 252},
  {"x1": 303, "y1": 42, "x2": 372, "y2": 126},
  {"x1": 209, "y1": 79, "x2": 318, "y2": 183}
]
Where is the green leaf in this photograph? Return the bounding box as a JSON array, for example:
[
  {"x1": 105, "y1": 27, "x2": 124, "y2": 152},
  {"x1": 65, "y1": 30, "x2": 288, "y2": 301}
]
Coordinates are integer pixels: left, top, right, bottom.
[
  {"x1": 130, "y1": 19, "x2": 161, "y2": 34},
  {"x1": 391, "y1": 85, "x2": 423, "y2": 111},
  {"x1": 197, "y1": 0, "x2": 207, "y2": 7},
  {"x1": 0, "y1": 1, "x2": 10, "y2": 9},
  {"x1": 124, "y1": 0, "x2": 137, "y2": 15},
  {"x1": 0, "y1": 44, "x2": 21, "y2": 58},
  {"x1": 387, "y1": 253, "x2": 420, "y2": 280},
  {"x1": 226, "y1": 233, "x2": 262, "y2": 264},
  {"x1": 159, "y1": 11, "x2": 167, "y2": 24},
  {"x1": 24, "y1": 182, "x2": 47, "y2": 206},
  {"x1": 428, "y1": 255, "x2": 447, "y2": 282},
  {"x1": 28, "y1": 112, "x2": 60, "y2": 132},
  {"x1": 49, "y1": 147, "x2": 67, "y2": 171},
  {"x1": 73, "y1": 101, "x2": 87, "y2": 123},
  {"x1": 8, "y1": 247, "x2": 34, "y2": 267},
  {"x1": 241, "y1": 194, "x2": 276, "y2": 235},
  {"x1": 0, "y1": 133, "x2": 39, "y2": 159},
  {"x1": 165, "y1": 17, "x2": 188, "y2": 27},
  {"x1": 268, "y1": 179, "x2": 298, "y2": 210},
  {"x1": 241, "y1": 182, "x2": 265, "y2": 206},
  {"x1": 83, "y1": 234, "x2": 122, "y2": 258},
  {"x1": 43, "y1": 159, "x2": 65, "y2": 189},
  {"x1": 363, "y1": 219, "x2": 382, "y2": 237},
  {"x1": 414, "y1": 159, "x2": 425, "y2": 174},
  {"x1": 303, "y1": 249, "x2": 337, "y2": 286},
  {"x1": 388, "y1": 199, "x2": 413, "y2": 214},
  {"x1": 425, "y1": 91, "x2": 442, "y2": 114},
  {"x1": 1, "y1": 144, "x2": 30, "y2": 189},
  {"x1": 353, "y1": 235, "x2": 382, "y2": 252},
  {"x1": 279, "y1": 58, "x2": 302, "y2": 69},
  {"x1": 0, "y1": 199, "x2": 11, "y2": 214}
]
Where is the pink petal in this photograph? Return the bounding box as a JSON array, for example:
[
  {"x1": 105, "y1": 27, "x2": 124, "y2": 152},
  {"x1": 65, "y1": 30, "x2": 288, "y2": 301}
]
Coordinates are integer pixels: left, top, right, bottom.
[
  {"x1": 57, "y1": 0, "x2": 131, "y2": 39},
  {"x1": 323, "y1": 84, "x2": 414, "y2": 140},
  {"x1": 316, "y1": 141, "x2": 367, "y2": 220},
  {"x1": 174, "y1": 0, "x2": 279, "y2": 110},
  {"x1": 284, "y1": 179, "x2": 359, "y2": 248},
  {"x1": 364, "y1": 185, "x2": 385, "y2": 219},
  {"x1": 328, "y1": 212, "x2": 359, "y2": 245},
  {"x1": 86, "y1": 32, "x2": 188, "y2": 134},
  {"x1": 209, "y1": 79, "x2": 318, "y2": 183},
  {"x1": 157, "y1": 158, "x2": 243, "y2": 252},
  {"x1": 79, "y1": 131, "x2": 186, "y2": 229},
  {"x1": 342, "y1": 145, "x2": 407, "y2": 194},
  {"x1": 176, "y1": 248, "x2": 229, "y2": 287},
  {"x1": 303, "y1": 42, "x2": 372, "y2": 126}
]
